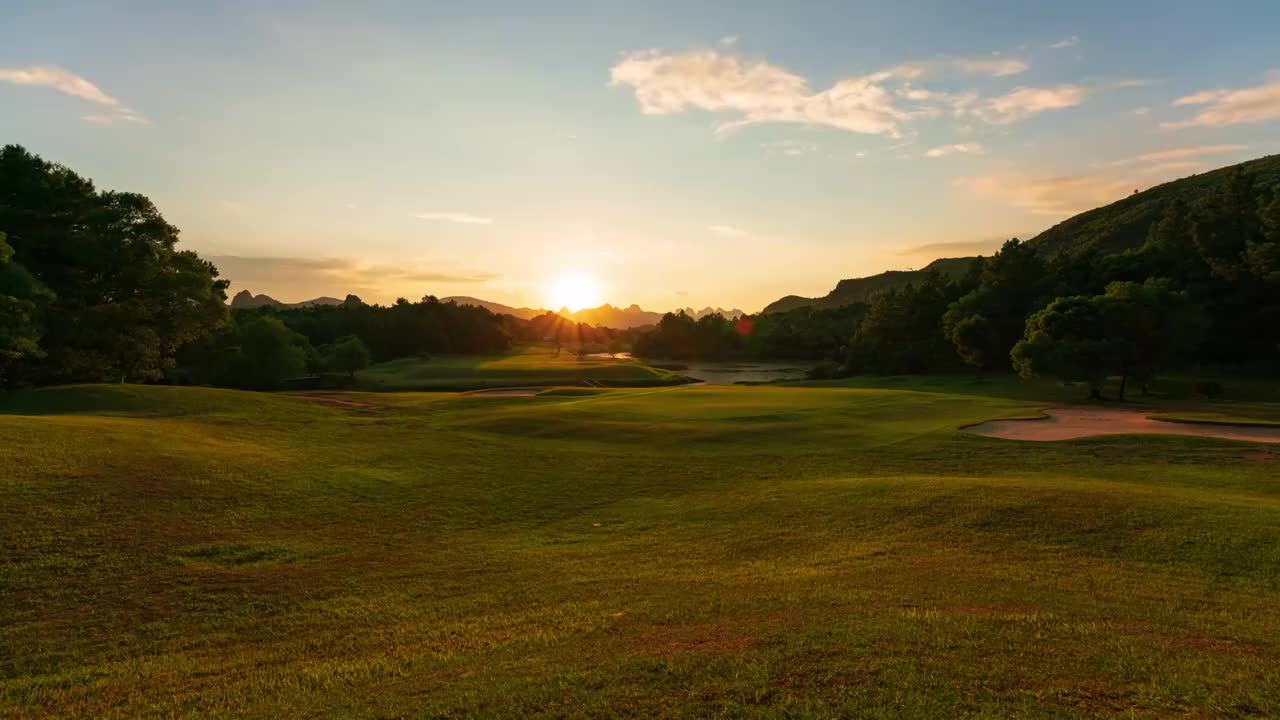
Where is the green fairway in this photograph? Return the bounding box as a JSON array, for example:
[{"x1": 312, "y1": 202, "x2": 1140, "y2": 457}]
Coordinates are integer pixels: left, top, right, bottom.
[
  {"x1": 3, "y1": 383, "x2": 1280, "y2": 718},
  {"x1": 355, "y1": 346, "x2": 691, "y2": 391}
]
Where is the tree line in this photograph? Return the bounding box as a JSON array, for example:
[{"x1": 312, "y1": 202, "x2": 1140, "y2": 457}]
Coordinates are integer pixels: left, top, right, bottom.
[
  {"x1": 636, "y1": 168, "x2": 1280, "y2": 396},
  {"x1": 4, "y1": 144, "x2": 1278, "y2": 395}
]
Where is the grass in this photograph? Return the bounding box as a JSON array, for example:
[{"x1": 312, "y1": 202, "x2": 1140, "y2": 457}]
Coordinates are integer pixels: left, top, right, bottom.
[
  {"x1": 355, "y1": 345, "x2": 691, "y2": 392},
  {"x1": 3, "y1": 380, "x2": 1280, "y2": 718}
]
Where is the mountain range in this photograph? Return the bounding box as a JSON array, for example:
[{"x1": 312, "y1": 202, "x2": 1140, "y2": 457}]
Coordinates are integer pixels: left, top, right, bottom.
[
  {"x1": 229, "y1": 290, "x2": 344, "y2": 310},
  {"x1": 228, "y1": 290, "x2": 741, "y2": 330},
  {"x1": 442, "y1": 296, "x2": 744, "y2": 329},
  {"x1": 762, "y1": 153, "x2": 1280, "y2": 314}
]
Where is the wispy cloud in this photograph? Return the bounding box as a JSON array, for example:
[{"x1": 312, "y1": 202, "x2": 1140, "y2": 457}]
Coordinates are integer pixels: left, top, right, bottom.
[
  {"x1": 611, "y1": 50, "x2": 914, "y2": 137},
  {"x1": 887, "y1": 56, "x2": 1029, "y2": 79},
  {"x1": 761, "y1": 138, "x2": 818, "y2": 156},
  {"x1": 0, "y1": 65, "x2": 149, "y2": 125},
  {"x1": 1162, "y1": 76, "x2": 1280, "y2": 129},
  {"x1": 1049, "y1": 36, "x2": 1080, "y2": 49},
  {"x1": 973, "y1": 84, "x2": 1089, "y2": 124},
  {"x1": 925, "y1": 143, "x2": 983, "y2": 158},
  {"x1": 708, "y1": 224, "x2": 749, "y2": 238},
  {"x1": 1096, "y1": 144, "x2": 1246, "y2": 168},
  {"x1": 413, "y1": 211, "x2": 494, "y2": 225},
  {"x1": 209, "y1": 255, "x2": 498, "y2": 299},
  {"x1": 719, "y1": 35, "x2": 739, "y2": 46},
  {"x1": 609, "y1": 49, "x2": 1047, "y2": 138}
]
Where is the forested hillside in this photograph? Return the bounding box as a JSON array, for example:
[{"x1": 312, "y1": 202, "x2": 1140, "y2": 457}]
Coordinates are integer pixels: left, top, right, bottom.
[{"x1": 764, "y1": 155, "x2": 1280, "y2": 315}]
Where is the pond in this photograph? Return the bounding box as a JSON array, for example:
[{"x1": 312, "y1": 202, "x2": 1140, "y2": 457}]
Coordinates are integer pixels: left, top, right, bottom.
[{"x1": 677, "y1": 361, "x2": 810, "y2": 385}]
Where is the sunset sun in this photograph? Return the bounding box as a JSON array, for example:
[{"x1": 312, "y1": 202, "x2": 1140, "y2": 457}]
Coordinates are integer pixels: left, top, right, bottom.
[{"x1": 544, "y1": 270, "x2": 603, "y2": 311}]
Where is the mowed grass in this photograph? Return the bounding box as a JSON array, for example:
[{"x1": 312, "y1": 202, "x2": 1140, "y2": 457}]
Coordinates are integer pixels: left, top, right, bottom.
[
  {"x1": 356, "y1": 345, "x2": 690, "y2": 391},
  {"x1": 2, "y1": 382, "x2": 1280, "y2": 718}
]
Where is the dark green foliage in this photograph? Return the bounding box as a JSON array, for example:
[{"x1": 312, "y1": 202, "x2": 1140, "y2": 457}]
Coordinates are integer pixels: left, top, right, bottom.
[
  {"x1": 262, "y1": 295, "x2": 511, "y2": 362},
  {"x1": 0, "y1": 232, "x2": 52, "y2": 385},
  {"x1": 845, "y1": 270, "x2": 962, "y2": 374},
  {"x1": 1094, "y1": 280, "x2": 1205, "y2": 397},
  {"x1": 943, "y1": 239, "x2": 1049, "y2": 370},
  {"x1": 1012, "y1": 296, "x2": 1115, "y2": 398},
  {"x1": 226, "y1": 316, "x2": 311, "y2": 390},
  {"x1": 633, "y1": 311, "x2": 745, "y2": 360},
  {"x1": 0, "y1": 145, "x2": 228, "y2": 384},
  {"x1": 326, "y1": 335, "x2": 371, "y2": 378}
]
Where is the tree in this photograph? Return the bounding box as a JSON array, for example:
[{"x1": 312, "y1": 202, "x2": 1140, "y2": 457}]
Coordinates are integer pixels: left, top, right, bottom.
[
  {"x1": 0, "y1": 145, "x2": 228, "y2": 383},
  {"x1": 225, "y1": 316, "x2": 310, "y2": 390},
  {"x1": 944, "y1": 239, "x2": 1049, "y2": 369},
  {"x1": 328, "y1": 335, "x2": 371, "y2": 378},
  {"x1": 846, "y1": 271, "x2": 960, "y2": 374},
  {"x1": 1011, "y1": 296, "x2": 1116, "y2": 399},
  {"x1": 1095, "y1": 280, "x2": 1205, "y2": 398},
  {"x1": 0, "y1": 232, "x2": 52, "y2": 385}
]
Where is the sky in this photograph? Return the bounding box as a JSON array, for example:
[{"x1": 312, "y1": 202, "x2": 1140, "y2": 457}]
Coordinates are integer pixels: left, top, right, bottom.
[{"x1": 2, "y1": 0, "x2": 1279, "y2": 312}]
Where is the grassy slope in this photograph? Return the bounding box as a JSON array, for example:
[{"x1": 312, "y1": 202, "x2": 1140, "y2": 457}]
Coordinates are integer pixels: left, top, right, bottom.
[
  {"x1": 3, "y1": 383, "x2": 1280, "y2": 718},
  {"x1": 356, "y1": 346, "x2": 690, "y2": 391}
]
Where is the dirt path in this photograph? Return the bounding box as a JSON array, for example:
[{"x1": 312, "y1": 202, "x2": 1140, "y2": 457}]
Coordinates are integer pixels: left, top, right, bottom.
[{"x1": 963, "y1": 407, "x2": 1280, "y2": 444}]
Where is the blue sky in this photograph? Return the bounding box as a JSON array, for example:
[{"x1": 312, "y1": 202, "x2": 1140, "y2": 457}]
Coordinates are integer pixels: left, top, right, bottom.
[{"x1": 2, "y1": 1, "x2": 1279, "y2": 311}]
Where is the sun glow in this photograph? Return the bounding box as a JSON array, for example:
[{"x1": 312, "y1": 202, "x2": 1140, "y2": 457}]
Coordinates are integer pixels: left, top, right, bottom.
[{"x1": 544, "y1": 270, "x2": 603, "y2": 312}]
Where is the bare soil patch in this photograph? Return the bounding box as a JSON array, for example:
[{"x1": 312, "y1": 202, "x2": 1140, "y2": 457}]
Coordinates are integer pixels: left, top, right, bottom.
[{"x1": 963, "y1": 407, "x2": 1280, "y2": 444}]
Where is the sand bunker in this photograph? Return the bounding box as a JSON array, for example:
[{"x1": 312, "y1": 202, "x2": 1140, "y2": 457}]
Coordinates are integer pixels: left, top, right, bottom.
[{"x1": 963, "y1": 407, "x2": 1280, "y2": 444}]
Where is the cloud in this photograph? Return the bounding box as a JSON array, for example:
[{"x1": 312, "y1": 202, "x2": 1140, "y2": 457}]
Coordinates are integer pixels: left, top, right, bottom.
[
  {"x1": 897, "y1": 84, "x2": 979, "y2": 116},
  {"x1": 925, "y1": 142, "x2": 983, "y2": 158},
  {"x1": 208, "y1": 256, "x2": 498, "y2": 299},
  {"x1": 973, "y1": 84, "x2": 1089, "y2": 124},
  {"x1": 1133, "y1": 106, "x2": 1151, "y2": 116},
  {"x1": 610, "y1": 50, "x2": 919, "y2": 137},
  {"x1": 719, "y1": 35, "x2": 739, "y2": 46},
  {"x1": 1096, "y1": 144, "x2": 1246, "y2": 168},
  {"x1": 413, "y1": 211, "x2": 494, "y2": 225},
  {"x1": 708, "y1": 224, "x2": 748, "y2": 238},
  {"x1": 1049, "y1": 36, "x2": 1080, "y2": 49},
  {"x1": 761, "y1": 138, "x2": 818, "y2": 156},
  {"x1": 899, "y1": 238, "x2": 1012, "y2": 256},
  {"x1": 0, "y1": 65, "x2": 149, "y2": 125},
  {"x1": 1162, "y1": 77, "x2": 1280, "y2": 129},
  {"x1": 887, "y1": 56, "x2": 1028, "y2": 79}
]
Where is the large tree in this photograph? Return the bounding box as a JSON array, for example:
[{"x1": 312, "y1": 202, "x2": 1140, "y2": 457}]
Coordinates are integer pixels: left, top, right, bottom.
[
  {"x1": 943, "y1": 239, "x2": 1049, "y2": 370},
  {"x1": 1011, "y1": 296, "x2": 1117, "y2": 399},
  {"x1": 0, "y1": 145, "x2": 228, "y2": 384}
]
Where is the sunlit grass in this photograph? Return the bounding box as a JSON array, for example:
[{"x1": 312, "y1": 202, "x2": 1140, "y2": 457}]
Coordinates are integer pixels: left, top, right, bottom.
[{"x1": 2, "y1": 382, "x2": 1279, "y2": 717}]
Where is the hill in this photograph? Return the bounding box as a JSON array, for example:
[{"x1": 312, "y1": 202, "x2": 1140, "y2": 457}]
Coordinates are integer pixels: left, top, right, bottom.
[
  {"x1": 441, "y1": 295, "x2": 545, "y2": 319},
  {"x1": 1028, "y1": 153, "x2": 1280, "y2": 257},
  {"x1": 762, "y1": 257, "x2": 976, "y2": 314},
  {"x1": 762, "y1": 153, "x2": 1280, "y2": 314},
  {"x1": 230, "y1": 289, "x2": 344, "y2": 310}
]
